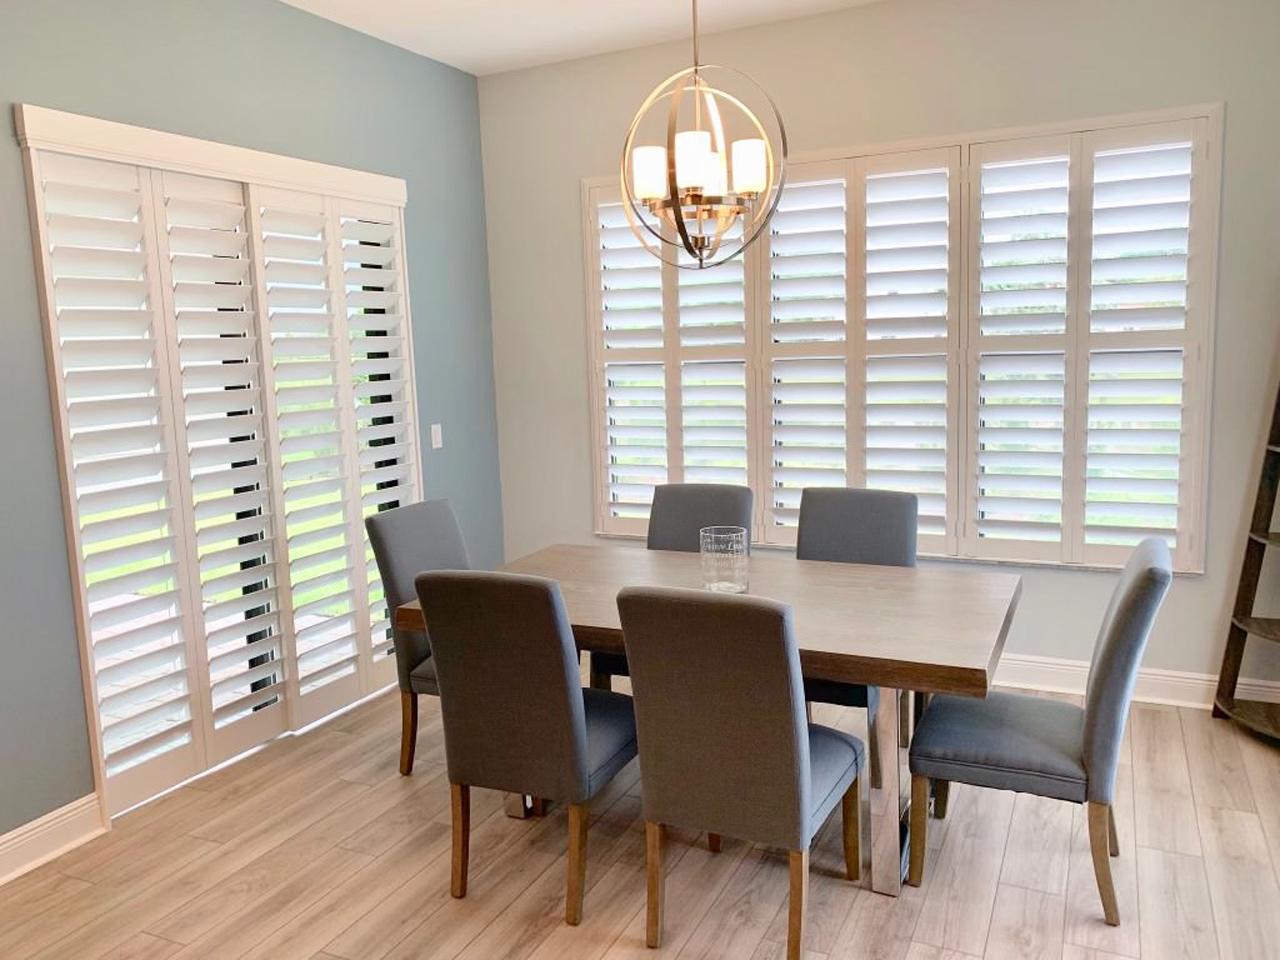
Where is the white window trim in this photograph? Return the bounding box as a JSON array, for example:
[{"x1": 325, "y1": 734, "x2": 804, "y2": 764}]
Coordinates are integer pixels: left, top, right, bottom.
[
  {"x1": 583, "y1": 103, "x2": 1221, "y2": 575},
  {"x1": 18, "y1": 104, "x2": 425, "y2": 821},
  {"x1": 16, "y1": 103, "x2": 407, "y2": 206}
]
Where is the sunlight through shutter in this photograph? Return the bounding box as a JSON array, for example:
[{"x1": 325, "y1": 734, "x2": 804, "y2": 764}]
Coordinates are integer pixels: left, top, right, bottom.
[
  {"x1": 255, "y1": 190, "x2": 361, "y2": 710},
  {"x1": 36, "y1": 152, "x2": 201, "y2": 807},
  {"x1": 156, "y1": 171, "x2": 287, "y2": 761},
  {"x1": 337, "y1": 202, "x2": 417, "y2": 675}
]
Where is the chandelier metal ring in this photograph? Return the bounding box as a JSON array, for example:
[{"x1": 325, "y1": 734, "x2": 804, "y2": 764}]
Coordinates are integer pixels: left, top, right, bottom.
[{"x1": 619, "y1": 2, "x2": 788, "y2": 270}]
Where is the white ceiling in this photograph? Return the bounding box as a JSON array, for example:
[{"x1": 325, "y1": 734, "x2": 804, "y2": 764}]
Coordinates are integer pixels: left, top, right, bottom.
[{"x1": 280, "y1": 0, "x2": 879, "y2": 76}]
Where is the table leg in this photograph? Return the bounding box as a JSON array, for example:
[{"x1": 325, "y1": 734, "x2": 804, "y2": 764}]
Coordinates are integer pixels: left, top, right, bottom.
[
  {"x1": 869, "y1": 685, "x2": 905, "y2": 895},
  {"x1": 588, "y1": 652, "x2": 612, "y2": 691}
]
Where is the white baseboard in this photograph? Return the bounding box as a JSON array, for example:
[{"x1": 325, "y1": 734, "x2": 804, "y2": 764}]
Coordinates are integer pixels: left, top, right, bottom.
[
  {"x1": 0, "y1": 795, "x2": 106, "y2": 887},
  {"x1": 995, "y1": 653, "x2": 1280, "y2": 708}
]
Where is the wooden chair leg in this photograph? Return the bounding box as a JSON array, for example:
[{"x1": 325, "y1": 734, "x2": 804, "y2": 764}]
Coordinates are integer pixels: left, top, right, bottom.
[
  {"x1": 646, "y1": 821, "x2": 664, "y2": 947},
  {"x1": 931, "y1": 779, "x2": 950, "y2": 820},
  {"x1": 706, "y1": 832, "x2": 722, "y2": 853},
  {"x1": 841, "y1": 774, "x2": 862, "y2": 882},
  {"x1": 908, "y1": 774, "x2": 928, "y2": 886},
  {"x1": 787, "y1": 849, "x2": 809, "y2": 960},
  {"x1": 1108, "y1": 805, "x2": 1119, "y2": 857},
  {"x1": 565, "y1": 802, "x2": 589, "y2": 925},
  {"x1": 399, "y1": 692, "x2": 418, "y2": 776},
  {"x1": 450, "y1": 783, "x2": 470, "y2": 898},
  {"x1": 1088, "y1": 801, "x2": 1120, "y2": 925}
]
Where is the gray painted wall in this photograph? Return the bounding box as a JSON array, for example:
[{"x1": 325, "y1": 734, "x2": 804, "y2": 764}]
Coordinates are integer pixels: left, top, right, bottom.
[
  {"x1": 479, "y1": 0, "x2": 1280, "y2": 682},
  {"x1": 0, "y1": 0, "x2": 502, "y2": 834}
]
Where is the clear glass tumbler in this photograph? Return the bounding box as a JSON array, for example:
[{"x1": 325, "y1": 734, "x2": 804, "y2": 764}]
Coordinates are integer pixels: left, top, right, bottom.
[{"x1": 699, "y1": 525, "x2": 749, "y2": 594}]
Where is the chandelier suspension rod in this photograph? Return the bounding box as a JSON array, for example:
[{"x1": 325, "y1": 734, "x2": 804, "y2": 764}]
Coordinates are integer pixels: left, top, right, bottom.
[{"x1": 692, "y1": 0, "x2": 700, "y2": 70}]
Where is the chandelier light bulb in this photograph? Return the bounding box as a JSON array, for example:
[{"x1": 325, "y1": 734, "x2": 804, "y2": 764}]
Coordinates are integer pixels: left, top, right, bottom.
[
  {"x1": 631, "y1": 145, "x2": 667, "y2": 201},
  {"x1": 674, "y1": 130, "x2": 712, "y2": 191},
  {"x1": 731, "y1": 138, "x2": 767, "y2": 195}
]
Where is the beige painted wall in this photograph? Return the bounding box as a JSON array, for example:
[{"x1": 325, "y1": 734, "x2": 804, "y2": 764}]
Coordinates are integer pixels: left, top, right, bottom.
[{"x1": 478, "y1": 0, "x2": 1280, "y2": 679}]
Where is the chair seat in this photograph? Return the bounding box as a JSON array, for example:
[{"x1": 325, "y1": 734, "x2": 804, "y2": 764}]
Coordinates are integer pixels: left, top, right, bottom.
[
  {"x1": 409, "y1": 656, "x2": 438, "y2": 695},
  {"x1": 802, "y1": 678, "x2": 878, "y2": 710},
  {"x1": 909, "y1": 691, "x2": 1087, "y2": 803},
  {"x1": 808, "y1": 724, "x2": 864, "y2": 838},
  {"x1": 583, "y1": 689, "x2": 639, "y2": 798}
]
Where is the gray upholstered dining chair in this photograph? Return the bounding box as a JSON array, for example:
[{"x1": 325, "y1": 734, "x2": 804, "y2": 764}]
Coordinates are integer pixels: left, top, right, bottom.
[
  {"x1": 796, "y1": 488, "x2": 918, "y2": 788},
  {"x1": 907, "y1": 538, "x2": 1173, "y2": 926},
  {"x1": 415, "y1": 570, "x2": 638, "y2": 925},
  {"x1": 366, "y1": 499, "x2": 470, "y2": 775},
  {"x1": 617, "y1": 586, "x2": 864, "y2": 960},
  {"x1": 590, "y1": 483, "x2": 753, "y2": 690}
]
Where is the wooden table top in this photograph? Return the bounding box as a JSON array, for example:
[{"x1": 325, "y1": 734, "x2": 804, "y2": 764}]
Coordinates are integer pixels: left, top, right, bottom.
[{"x1": 394, "y1": 543, "x2": 1023, "y2": 697}]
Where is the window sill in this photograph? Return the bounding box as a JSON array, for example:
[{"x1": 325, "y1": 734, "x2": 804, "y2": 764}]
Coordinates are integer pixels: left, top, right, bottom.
[{"x1": 591, "y1": 531, "x2": 1204, "y2": 577}]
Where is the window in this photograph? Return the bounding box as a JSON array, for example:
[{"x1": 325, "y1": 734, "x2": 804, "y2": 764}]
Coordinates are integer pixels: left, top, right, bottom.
[
  {"x1": 21, "y1": 106, "x2": 421, "y2": 814},
  {"x1": 585, "y1": 109, "x2": 1216, "y2": 572}
]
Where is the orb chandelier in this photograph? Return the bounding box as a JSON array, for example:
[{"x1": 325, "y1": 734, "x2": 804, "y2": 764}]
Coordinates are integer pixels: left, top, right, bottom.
[{"x1": 620, "y1": 0, "x2": 787, "y2": 270}]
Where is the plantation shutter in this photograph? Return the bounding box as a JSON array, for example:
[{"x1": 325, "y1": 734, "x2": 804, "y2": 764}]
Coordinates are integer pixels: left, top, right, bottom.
[
  {"x1": 32, "y1": 152, "x2": 203, "y2": 813},
  {"x1": 762, "y1": 166, "x2": 849, "y2": 541},
  {"x1": 857, "y1": 150, "x2": 960, "y2": 552},
  {"x1": 24, "y1": 108, "x2": 421, "y2": 815},
  {"x1": 249, "y1": 187, "x2": 366, "y2": 724},
  {"x1": 1079, "y1": 121, "x2": 1207, "y2": 568},
  {"x1": 965, "y1": 137, "x2": 1074, "y2": 561},
  {"x1": 152, "y1": 170, "x2": 288, "y2": 763},
  {"x1": 586, "y1": 111, "x2": 1214, "y2": 573},
  {"x1": 591, "y1": 195, "x2": 668, "y2": 533},
  {"x1": 335, "y1": 200, "x2": 420, "y2": 687}
]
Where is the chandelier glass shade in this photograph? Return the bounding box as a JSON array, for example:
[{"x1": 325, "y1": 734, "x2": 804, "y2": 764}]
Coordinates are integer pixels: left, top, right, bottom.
[{"x1": 620, "y1": 3, "x2": 787, "y2": 269}]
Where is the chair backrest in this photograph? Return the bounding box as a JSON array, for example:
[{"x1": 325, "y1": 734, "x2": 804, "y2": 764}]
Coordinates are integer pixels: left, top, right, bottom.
[
  {"x1": 414, "y1": 571, "x2": 591, "y2": 801},
  {"x1": 795, "y1": 487, "x2": 918, "y2": 566},
  {"x1": 1082, "y1": 538, "x2": 1173, "y2": 803},
  {"x1": 646, "y1": 484, "x2": 753, "y2": 553},
  {"x1": 366, "y1": 499, "x2": 471, "y2": 691},
  {"x1": 616, "y1": 586, "x2": 811, "y2": 850}
]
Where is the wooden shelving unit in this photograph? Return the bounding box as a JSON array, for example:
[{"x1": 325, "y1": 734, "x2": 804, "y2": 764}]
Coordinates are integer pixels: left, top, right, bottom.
[{"x1": 1214, "y1": 381, "x2": 1280, "y2": 740}]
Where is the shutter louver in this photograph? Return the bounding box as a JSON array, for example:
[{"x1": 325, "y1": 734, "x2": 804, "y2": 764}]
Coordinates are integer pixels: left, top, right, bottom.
[
  {"x1": 38, "y1": 153, "x2": 199, "y2": 796},
  {"x1": 865, "y1": 354, "x2": 948, "y2": 535},
  {"x1": 769, "y1": 357, "x2": 847, "y2": 528},
  {"x1": 769, "y1": 180, "x2": 847, "y2": 345},
  {"x1": 681, "y1": 361, "x2": 748, "y2": 485},
  {"x1": 865, "y1": 168, "x2": 950, "y2": 342},
  {"x1": 338, "y1": 206, "x2": 415, "y2": 666},
  {"x1": 598, "y1": 203, "x2": 663, "y2": 350},
  {"x1": 157, "y1": 172, "x2": 286, "y2": 752},
  {"x1": 603, "y1": 361, "x2": 668, "y2": 520},
  {"x1": 975, "y1": 352, "x2": 1065, "y2": 542},
  {"x1": 257, "y1": 194, "x2": 360, "y2": 698},
  {"x1": 1085, "y1": 350, "x2": 1183, "y2": 546},
  {"x1": 1090, "y1": 142, "x2": 1191, "y2": 333},
  {"x1": 978, "y1": 155, "x2": 1070, "y2": 337},
  {"x1": 678, "y1": 223, "x2": 745, "y2": 346}
]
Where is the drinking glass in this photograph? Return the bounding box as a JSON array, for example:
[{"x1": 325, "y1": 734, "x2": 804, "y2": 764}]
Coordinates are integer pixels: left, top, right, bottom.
[{"x1": 699, "y1": 525, "x2": 749, "y2": 593}]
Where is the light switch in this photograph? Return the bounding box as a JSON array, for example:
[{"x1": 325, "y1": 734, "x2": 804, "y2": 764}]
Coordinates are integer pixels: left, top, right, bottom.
[{"x1": 430, "y1": 422, "x2": 444, "y2": 449}]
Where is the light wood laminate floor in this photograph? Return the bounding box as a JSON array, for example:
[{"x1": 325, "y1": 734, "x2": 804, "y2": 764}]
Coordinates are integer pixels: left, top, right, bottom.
[{"x1": 3, "y1": 686, "x2": 1279, "y2": 960}]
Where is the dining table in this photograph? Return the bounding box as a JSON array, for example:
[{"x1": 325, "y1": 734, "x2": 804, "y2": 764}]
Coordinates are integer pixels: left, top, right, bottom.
[{"x1": 394, "y1": 542, "x2": 1023, "y2": 896}]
